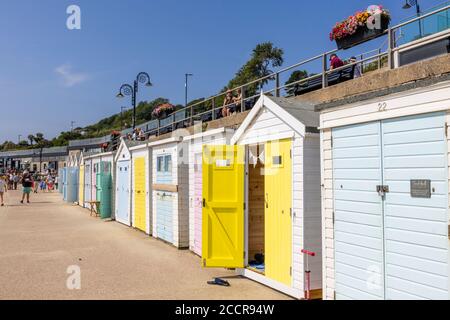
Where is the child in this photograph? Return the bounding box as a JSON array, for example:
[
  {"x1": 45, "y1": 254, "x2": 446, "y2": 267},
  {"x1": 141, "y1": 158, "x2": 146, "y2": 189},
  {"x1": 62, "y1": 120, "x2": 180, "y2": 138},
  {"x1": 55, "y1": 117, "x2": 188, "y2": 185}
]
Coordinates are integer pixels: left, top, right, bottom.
[{"x1": 0, "y1": 175, "x2": 7, "y2": 206}]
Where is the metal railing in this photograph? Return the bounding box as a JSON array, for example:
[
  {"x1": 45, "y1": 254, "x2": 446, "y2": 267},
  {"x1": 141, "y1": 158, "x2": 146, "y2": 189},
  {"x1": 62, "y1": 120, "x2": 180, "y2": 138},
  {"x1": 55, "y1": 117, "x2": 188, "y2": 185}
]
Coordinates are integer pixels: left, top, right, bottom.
[{"x1": 116, "y1": 4, "x2": 442, "y2": 140}]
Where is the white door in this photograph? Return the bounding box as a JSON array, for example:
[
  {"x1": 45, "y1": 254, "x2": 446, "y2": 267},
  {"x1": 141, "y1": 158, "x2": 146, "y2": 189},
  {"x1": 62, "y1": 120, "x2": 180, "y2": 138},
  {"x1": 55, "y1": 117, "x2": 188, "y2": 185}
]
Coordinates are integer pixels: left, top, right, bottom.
[{"x1": 333, "y1": 112, "x2": 449, "y2": 300}]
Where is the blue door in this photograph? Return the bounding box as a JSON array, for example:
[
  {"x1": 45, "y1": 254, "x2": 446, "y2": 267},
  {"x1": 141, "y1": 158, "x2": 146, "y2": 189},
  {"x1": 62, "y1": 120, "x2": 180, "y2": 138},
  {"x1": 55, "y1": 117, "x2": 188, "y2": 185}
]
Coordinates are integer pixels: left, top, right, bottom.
[
  {"x1": 66, "y1": 168, "x2": 79, "y2": 203},
  {"x1": 156, "y1": 191, "x2": 173, "y2": 244},
  {"x1": 333, "y1": 112, "x2": 449, "y2": 300},
  {"x1": 62, "y1": 168, "x2": 68, "y2": 201},
  {"x1": 115, "y1": 160, "x2": 130, "y2": 225}
]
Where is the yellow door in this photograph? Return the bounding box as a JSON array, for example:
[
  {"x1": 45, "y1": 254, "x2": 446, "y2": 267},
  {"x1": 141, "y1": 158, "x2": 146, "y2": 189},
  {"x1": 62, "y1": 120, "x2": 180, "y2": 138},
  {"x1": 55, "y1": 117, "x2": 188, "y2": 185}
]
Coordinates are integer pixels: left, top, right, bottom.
[
  {"x1": 134, "y1": 157, "x2": 147, "y2": 232},
  {"x1": 202, "y1": 145, "x2": 245, "y2": 268},
  {"x1": 265, "y1": 139, "x2": 292, "y2": 285},
  {"x1": 79, "y1": 165, "x2": 84, "y2": 207}
]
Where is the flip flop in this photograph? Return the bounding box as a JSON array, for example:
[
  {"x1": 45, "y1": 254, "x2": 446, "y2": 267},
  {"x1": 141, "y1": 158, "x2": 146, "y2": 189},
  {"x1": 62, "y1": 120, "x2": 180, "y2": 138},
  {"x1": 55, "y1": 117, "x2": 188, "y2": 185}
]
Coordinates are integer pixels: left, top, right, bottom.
[{"x1": 207, "y1": 278, "x2": 230, "y2": 287}]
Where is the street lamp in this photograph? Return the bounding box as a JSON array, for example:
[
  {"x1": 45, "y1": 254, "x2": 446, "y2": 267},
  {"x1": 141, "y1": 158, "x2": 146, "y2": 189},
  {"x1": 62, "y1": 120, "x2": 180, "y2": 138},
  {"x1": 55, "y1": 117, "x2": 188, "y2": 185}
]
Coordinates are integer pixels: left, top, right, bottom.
[
  {"x1": 402, "y1": 0, "x2": 423, "y2": 37},
  {"x1": 185, "y1": 73, "x2": 193, "y2": 108},
  {"x1": 116, "y1": 72, "x2": 152, "y2": 129},
  {"x1": 18, "y1": 135, "x2": 22, "y2": 144}
]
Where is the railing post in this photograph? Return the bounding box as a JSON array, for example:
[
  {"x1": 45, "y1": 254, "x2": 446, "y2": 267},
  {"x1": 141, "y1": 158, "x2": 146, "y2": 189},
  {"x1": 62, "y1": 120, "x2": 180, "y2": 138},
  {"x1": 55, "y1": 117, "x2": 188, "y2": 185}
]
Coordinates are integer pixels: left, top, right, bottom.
[
  {"x1": 157, "y1": 120, "x2": 160, "y2": 136},
  {"x1": 212, "y1": 98, "x2": 216, "y2": 120},
  {"x1": 387, "y1": 28, "x2": 394, "y2": 70},
  {"x1": 275, "y1": 73, "x2": 280, "y2": 97},
  {"x1": 378, "y1": 48, "x2": 382, "y2": 70},
  {"x1": 322, "y1": 53, "x2": 328, "y2": 88},
  {"x1": 241, "y1": 86, "x2": 245, "y2": 112},
  {"x1": 172, "y1": 115, "x2": 176, "y2": 132},
  {"x1": 190, "y1": 105, "x2": 194, "y2": 127}
]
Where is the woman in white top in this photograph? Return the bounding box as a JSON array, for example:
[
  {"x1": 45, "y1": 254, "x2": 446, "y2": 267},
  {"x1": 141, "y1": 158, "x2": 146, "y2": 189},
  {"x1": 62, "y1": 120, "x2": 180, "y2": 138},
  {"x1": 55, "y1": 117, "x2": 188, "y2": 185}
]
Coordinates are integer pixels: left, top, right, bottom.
[{"x1": 0, "y1": 176, "x2": 7, "y2": 206}]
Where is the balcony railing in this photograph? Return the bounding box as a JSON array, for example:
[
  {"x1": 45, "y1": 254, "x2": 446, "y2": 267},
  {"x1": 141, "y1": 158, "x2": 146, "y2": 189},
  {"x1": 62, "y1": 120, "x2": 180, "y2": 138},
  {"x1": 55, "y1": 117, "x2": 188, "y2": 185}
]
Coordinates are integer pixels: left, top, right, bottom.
[{"x1": 114, "y1": 4, "x2": 445, "y2": 140}]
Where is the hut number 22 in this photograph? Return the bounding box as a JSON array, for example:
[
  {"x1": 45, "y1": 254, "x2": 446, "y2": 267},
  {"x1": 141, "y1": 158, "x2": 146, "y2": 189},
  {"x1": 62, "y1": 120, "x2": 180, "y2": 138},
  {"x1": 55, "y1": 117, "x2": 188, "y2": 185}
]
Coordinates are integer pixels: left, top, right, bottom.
[{"x1": 378, "y1": 102, "x2": 387, "y2": 112}]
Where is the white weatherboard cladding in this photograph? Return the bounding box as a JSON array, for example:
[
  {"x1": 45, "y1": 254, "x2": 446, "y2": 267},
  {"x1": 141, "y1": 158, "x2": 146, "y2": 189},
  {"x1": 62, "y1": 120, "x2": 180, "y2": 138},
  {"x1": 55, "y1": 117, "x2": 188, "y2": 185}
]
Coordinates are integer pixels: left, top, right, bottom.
[
  {"x1": 235, "y1": 104, "x2": 322, "y2": 298},
  {"x1": 131, "y1": 148, "x2": 151, "y2": 235},
  {"x1": 329, "y1": 112, "x2": 449, "y2": 300},
  {"x1": 152, "y1": 141, "x2": 189, "y2": 248},
  {"x1": 115, "y1": 141, "x2": 132, "y2": 226},
  {"x1": 187, "y1": 130, "x2": 232, "y2": 255}
]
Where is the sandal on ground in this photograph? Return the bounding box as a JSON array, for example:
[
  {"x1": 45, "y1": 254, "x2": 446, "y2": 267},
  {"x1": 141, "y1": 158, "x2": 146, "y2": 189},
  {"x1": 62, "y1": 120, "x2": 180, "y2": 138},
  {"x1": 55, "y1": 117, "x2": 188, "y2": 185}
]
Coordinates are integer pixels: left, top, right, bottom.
[
  {"x1": 207, "y1": 278, "x2": 230, "y2": 287},
  {"x1": 20, "y1": 200, "x2": 23, "y2": 204}
]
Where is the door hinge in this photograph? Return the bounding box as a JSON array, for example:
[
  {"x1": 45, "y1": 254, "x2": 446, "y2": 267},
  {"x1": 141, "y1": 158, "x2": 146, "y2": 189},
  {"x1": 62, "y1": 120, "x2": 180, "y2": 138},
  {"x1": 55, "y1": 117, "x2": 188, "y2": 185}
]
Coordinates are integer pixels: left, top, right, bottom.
[
  {"x1": 290, "y1": 149, "x2": 292, "y2": 159},
  {"x1": 244, "y1": 202, "x2": 246, "y2": 210},
  {"x1": 446, "y1": 123, "x2": 448, "y2": 138},
  {"x1": 290, "y1": 267, "x2": 292, "y2": 276},
  {"x1": 203, "y1": 259, "x2": 206, "y2": 267},
  {"x1": 332, "y1": 211, "x2": 335, "y2": 225},
  {"x1": 330, "y1": 136, "x2": 333, "y2": 148},
  {"x1": 244, "y1": 251, "x2": 246, "y2": 259},
  {"x1": 333, "y1": 290, "x2": 336, "y2": 300},
  {"x1": 290, "y1": 208, "x2": 292, "y2": 217},
  {"x1": 203, "y1": 198, "x2": 206, "y2": 207}
]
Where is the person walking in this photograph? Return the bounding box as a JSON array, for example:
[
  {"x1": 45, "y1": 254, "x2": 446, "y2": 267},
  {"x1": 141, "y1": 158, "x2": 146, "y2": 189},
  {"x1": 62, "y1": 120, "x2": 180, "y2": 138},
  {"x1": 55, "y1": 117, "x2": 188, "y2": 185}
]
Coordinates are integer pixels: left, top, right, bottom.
[
  {"x1": 13, "y1": 173, "x2": 20, "y2": 190},
  {"x1": 20, "y1": 171, "x2": 33, "y2": 204},
  {"x1": 0, "y1": 175, "x2": 7, "y2": 206}
]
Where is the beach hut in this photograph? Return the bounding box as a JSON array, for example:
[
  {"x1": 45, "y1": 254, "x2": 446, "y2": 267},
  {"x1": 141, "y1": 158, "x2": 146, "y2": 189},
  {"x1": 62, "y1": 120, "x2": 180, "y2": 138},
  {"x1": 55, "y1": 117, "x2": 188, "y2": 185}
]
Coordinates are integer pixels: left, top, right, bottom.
[
  {"x1": 84, "y1": 152, "x2": 115, "y2": 219},
  {"x1": 130, "y1": 141, "x2": 152, "y2": 234},
  {"x1": 184, "y1": 127, "x2": 235, "y2": 256},
  {"x1": 114, "y1": 140, "x2": 133, "y2": 226},
  {"x1": 65, "y1": 154, "x2": 79, "y2": 203},
  {"x1": 319, "y1": 79, "x2": 450, "y2": 300},
  {"x1": 58, "y1": 167, "x2": 64, "y2": 193},
  {"x1": 201, "y1": 95, "x2": 321, "y2": 299},
  {"x1": 149, "y1": 136, "x2": 189, "y2": 248}
]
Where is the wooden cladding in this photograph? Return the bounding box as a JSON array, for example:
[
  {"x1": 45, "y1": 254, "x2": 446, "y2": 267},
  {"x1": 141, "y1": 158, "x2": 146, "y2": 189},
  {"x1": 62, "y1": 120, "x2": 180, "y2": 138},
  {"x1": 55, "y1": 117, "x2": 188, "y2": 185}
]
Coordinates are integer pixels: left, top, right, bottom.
[{"x1": 153, "y1": 184, "x2": 178, "y2": 193}]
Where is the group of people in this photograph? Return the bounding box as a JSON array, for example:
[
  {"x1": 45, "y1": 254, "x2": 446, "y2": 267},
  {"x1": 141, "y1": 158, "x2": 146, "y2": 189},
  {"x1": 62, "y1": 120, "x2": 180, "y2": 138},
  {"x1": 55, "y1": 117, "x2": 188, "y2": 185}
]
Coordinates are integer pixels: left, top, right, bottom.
[
  {"x1": 222, "y1": 88, "x2": 243, "y2": 118},
  {"x1": 0, "y1": 169, "x2": 58, "y2": 206},
  {"x1": 126, "y1": 127, "x2": 146, "y2": 141},
  {"x1": 329, "y1": 53, "x2": 362, "y2": 78}
]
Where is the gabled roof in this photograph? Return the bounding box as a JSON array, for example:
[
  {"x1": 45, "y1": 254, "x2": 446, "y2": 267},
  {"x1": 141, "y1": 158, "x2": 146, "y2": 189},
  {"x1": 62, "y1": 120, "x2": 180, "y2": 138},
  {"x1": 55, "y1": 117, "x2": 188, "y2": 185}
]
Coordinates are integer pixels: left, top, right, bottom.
[
  {"x1": 265, "y1": 95, "x2": 319, "y2": 129},
  {"x1": 231, "y1": 94, "x2": 319, "y2": 145}
]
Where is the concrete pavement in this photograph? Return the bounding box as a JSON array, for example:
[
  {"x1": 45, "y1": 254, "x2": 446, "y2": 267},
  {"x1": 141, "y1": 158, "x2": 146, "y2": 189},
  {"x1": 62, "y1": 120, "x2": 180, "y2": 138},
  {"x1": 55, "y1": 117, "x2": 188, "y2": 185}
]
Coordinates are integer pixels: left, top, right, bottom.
[{"x1": 0, "y1": 189, "x2": 291, "y2": 300}]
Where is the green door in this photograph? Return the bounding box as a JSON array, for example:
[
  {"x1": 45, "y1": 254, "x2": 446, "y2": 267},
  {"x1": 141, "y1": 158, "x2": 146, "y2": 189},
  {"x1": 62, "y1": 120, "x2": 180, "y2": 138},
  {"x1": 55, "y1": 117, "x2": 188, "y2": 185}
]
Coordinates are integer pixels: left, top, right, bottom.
[{"x1": 96, "y1": 161, "x2": 112, "y2": 219}]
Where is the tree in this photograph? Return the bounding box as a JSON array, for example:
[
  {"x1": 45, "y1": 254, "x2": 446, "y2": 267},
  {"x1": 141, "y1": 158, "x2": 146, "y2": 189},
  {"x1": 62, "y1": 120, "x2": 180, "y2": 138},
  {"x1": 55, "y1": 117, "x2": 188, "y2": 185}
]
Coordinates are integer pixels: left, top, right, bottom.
[
  {"x1": 18, "y1": 140, "x2": 29, "y2": 147},
  {"x1": 28, "y1": 134, "x2": 35, "y2": 146},
  {"x1": 284, "y1": 70, "x2": 309, "y2": 96},
  {"x1": 226, "y1": 42, "x2": 284, "y2": 97},
  {"x1": 34, "y1": 133, "x2": 44, "y2": 144}
]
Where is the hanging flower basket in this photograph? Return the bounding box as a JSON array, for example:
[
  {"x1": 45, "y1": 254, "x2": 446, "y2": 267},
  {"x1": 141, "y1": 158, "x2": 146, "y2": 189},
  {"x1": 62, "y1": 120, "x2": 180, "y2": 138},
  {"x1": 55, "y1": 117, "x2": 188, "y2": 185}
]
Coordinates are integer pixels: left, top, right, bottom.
[
  {"x1": 330, "y1": 5, "x2": 391, "y2": 50},
  {"x1": 152, "y1": 103, "x2": 175, "y2": 119}
]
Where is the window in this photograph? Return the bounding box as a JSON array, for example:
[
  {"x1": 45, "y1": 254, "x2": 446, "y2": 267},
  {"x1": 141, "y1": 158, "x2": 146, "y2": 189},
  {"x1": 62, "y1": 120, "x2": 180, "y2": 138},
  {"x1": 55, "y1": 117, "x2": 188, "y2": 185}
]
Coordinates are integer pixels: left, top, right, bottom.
[
  {"x1": 165, "y1": 155, "x2": 172, "y2": 172},
  {"x1": 157, "y1": 155, "x2": 172, "y2": 173}
]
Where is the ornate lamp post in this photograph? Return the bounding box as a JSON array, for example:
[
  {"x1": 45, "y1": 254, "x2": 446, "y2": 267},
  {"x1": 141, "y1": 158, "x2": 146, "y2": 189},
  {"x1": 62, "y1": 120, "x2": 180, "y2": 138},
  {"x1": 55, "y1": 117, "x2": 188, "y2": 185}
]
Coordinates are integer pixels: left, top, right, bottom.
[{"x1": 117, "y1": 72, "x2": 152, "y2": 129}]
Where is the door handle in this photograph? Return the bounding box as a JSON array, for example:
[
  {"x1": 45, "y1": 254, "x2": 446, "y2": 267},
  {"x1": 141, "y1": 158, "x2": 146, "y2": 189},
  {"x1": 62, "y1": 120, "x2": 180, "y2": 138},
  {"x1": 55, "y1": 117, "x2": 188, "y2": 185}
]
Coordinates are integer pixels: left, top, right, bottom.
[{"x1": 377, "y1": 185, "x2": 389, "y2": 197}]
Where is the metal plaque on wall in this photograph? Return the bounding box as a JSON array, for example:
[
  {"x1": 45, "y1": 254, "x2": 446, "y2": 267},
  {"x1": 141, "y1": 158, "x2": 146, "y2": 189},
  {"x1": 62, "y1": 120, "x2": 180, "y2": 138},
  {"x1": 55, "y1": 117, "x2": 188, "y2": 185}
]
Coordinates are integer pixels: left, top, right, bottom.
[{"x1": 410, "y1": 180, "x2": 431, "y2": 198}]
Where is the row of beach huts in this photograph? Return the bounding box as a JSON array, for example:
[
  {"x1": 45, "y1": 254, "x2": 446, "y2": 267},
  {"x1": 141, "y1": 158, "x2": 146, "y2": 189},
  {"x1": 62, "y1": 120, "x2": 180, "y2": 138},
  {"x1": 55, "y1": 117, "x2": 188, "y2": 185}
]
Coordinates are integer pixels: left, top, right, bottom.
[{"x1": 58, "y1": 78, "x2": 450, "y2": 300}]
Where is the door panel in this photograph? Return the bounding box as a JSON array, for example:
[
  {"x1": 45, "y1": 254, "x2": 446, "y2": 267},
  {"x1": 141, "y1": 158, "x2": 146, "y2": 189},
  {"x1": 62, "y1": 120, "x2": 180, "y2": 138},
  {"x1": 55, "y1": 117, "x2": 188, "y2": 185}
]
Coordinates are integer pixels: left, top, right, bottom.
[
  {"x1": 265, "y1": 139, "x2": 292, "y2": 286},
  {"x1": 116, "y1": 161, "x2": 130, "y2": 225},
  {"x1": 333, "y1": 112, "x2": 449, "y2": 300},
  {"x1": 156, "y1": 192, "x2": 174, "y2": 243},
  {"x1": 382, "y1": 113, "x2": 448, "y2": 300},
  {"x1": 202, "y1": 145, "x2": 245, "y2": 268},
  {"x1": 84, "y1": 164, "x2": 91, "y2": 203},
  {"x1": 194, "y1": 153, "x2": 203, "y2": 256},
  {"x1": 79, "y1": 165, "x2": 84, "y2": 206},
  {"x1": 333, "y1": 122, "x2": 384, "y2": 300},
  {"x1": 133, "y1": 157, "x2": 147, "y2": 232}
]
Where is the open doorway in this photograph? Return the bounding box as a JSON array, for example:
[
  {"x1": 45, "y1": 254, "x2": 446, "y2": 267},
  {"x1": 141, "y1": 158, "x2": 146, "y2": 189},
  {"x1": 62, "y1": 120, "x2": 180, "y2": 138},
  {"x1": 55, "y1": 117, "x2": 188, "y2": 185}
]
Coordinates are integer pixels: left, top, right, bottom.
[{"x1": 247, "y1": 144, "x2": 265, "y2": 274}]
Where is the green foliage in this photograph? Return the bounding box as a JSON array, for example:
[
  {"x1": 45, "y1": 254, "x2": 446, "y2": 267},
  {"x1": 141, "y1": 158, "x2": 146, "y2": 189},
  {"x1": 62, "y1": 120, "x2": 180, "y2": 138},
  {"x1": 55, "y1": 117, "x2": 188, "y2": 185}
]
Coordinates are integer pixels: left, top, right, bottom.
[{"x1": 217, "y1": 42, "x2": 284, "y2": 106}]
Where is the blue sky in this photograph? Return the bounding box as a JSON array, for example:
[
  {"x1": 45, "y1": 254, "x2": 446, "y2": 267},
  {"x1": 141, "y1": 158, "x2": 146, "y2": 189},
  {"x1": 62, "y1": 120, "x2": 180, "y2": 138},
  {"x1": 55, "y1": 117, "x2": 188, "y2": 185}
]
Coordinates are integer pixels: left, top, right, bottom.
[{"x1": 0, "y1": 0, "x2": 446, "y2": 142}]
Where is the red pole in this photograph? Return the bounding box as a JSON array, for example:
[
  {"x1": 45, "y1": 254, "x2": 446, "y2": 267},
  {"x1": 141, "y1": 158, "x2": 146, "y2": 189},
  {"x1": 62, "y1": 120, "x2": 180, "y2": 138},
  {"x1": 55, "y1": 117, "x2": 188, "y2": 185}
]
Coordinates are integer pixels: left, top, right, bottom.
[{"x1": 301, "y1": 249, "x2": 316, "y2": 300}]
